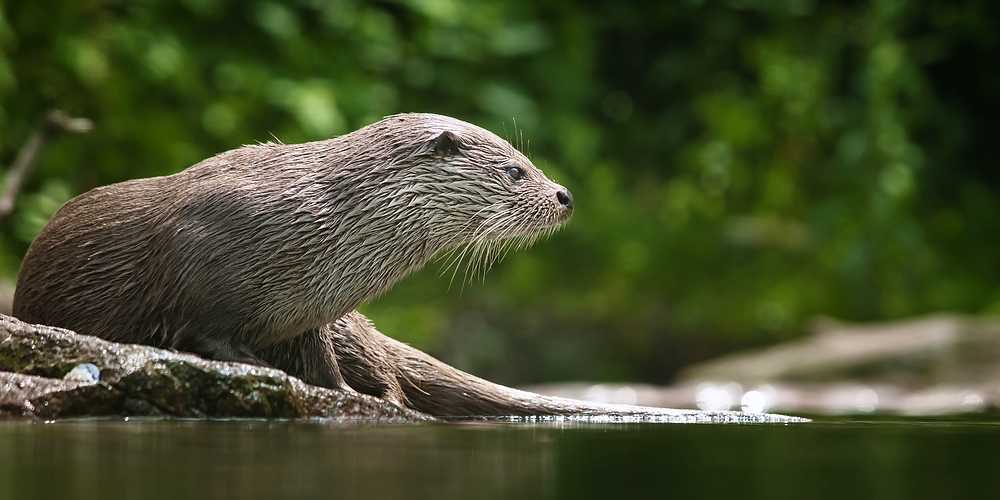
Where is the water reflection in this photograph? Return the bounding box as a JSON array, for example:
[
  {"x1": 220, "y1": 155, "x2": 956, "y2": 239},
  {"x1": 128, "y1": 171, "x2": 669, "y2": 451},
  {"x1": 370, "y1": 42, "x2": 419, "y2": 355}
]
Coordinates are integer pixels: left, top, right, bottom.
[
  {"x1": 960, "y1": 392, "x2": 984, "y2": 412},
  {"x1": 695, "y1": 383, "x2": 733, "y2": 411},
  {"x1": 584, "y1": 384, "x2": 638, "y2": 405},
  {"x1": 0, "y1": 420, "x2": 556, "y2": 499},
  {"x1": 740, "y1": 386, "x2": 777, "y2": 414},
  {"x1": 4, "y1": 418, "x2": 1000, "y2": 499},
  {"x1": 855, "y1": 389, "x2": 879, "y2": 413},
  {"x1": 527, "y1": 381, "x2": 1000, "y2": 416}
]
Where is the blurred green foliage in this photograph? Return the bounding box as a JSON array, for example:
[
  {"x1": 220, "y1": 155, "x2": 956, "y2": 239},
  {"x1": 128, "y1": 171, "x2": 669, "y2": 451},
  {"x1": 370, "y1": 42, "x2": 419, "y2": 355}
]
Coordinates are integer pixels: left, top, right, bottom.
[{"x1": 1, "y1": 0, "x2": 998, "y2": 385}]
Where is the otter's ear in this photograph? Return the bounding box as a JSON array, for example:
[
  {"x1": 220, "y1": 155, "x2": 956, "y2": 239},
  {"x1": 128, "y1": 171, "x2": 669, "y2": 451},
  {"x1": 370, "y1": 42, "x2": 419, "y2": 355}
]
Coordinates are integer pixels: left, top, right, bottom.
[{"x1": 433, "y1": 130, "x2": 461, "y2": 157}]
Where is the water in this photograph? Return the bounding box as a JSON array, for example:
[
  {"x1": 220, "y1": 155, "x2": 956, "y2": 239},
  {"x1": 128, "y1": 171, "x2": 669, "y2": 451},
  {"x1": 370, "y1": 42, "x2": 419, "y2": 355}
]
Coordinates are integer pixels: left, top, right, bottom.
[{"x1": 2, "y1": 417, "x2": 998, "y2": 499}]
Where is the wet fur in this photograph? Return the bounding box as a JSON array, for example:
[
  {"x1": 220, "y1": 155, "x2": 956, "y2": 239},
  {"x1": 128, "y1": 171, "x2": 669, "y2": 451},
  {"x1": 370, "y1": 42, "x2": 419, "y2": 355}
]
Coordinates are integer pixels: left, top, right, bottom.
[{"x1": 13, "y1": 113, "x2": 571, "y2": 409}]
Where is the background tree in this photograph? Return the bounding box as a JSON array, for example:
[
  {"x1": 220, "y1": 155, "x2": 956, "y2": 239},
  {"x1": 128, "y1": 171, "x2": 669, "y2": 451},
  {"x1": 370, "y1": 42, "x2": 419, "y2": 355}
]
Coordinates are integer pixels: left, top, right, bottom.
[{"x1": 1, "y1": 0, "x2": 997, "y2": 385}]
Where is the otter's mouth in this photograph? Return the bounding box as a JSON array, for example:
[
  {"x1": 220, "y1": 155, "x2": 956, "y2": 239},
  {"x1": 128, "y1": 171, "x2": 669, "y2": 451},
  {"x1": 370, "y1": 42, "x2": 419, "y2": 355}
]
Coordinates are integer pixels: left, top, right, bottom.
[
  {"x1": 433, "y1": 180, "x2": 573, "y2": 286},
  {"x1": 437, "y1": 206, "x2": 570, "y2": 286},
  {"x1": 438, "y1": 227, "x2": 561, "y2": 286}
]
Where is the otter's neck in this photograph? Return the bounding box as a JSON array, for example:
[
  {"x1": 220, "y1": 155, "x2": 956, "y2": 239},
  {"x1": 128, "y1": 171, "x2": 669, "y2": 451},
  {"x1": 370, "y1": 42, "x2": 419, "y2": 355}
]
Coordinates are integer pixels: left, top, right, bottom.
[{"x1": 291, "y1": 161, "x2": 465, "y2": 328}]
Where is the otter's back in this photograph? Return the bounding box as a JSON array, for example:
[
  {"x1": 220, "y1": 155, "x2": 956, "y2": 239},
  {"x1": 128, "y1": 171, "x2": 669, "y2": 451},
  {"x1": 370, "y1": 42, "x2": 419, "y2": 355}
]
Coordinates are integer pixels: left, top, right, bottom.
[{"x1": 13, "y1": 176, "x2": 174, "y2": 343}]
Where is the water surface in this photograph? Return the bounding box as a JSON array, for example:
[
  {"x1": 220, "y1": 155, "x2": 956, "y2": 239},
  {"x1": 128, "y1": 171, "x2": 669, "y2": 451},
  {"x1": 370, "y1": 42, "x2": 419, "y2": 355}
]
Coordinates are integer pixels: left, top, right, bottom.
[{"x1": 2, "y1": 417, "x2": 998, "y2": 499}]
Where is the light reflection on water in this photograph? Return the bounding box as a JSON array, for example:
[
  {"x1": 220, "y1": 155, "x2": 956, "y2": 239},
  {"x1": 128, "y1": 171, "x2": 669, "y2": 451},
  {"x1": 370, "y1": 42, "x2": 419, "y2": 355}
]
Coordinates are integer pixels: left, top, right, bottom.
[{"x1": 2, "y1": 418, "x2": 1000, "y2": 499}]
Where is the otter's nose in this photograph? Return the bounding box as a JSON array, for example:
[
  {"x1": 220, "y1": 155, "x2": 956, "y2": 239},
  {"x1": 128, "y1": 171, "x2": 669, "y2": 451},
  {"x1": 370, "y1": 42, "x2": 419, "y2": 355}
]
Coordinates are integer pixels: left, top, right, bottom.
[{"x1": 556, "y1": 189, "x2": 574, "y2": 211}]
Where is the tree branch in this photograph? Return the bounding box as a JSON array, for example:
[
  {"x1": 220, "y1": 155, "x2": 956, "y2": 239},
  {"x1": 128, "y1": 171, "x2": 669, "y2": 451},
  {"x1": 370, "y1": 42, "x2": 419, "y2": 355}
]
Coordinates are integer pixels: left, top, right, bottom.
[{"x1": 0, "y1": 110, "x2": 93, "y2": 222}]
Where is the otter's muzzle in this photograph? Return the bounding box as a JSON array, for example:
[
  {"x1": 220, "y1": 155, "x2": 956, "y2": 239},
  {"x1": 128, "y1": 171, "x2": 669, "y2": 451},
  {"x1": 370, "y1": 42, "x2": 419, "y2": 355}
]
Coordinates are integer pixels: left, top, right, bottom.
[{"x1": 556, "y1": 188, "x2": 574, "y2": 211}]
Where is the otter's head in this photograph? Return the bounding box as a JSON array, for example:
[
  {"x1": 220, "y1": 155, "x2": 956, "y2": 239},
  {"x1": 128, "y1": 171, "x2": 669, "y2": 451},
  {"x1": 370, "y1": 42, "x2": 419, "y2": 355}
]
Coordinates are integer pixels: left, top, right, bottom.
[
  {"x1": 425, "y1": 116, "x2": 571, "y2": 234},
  {"x1": 331, "y1": 113, "x2": 572, "y2": 282}
]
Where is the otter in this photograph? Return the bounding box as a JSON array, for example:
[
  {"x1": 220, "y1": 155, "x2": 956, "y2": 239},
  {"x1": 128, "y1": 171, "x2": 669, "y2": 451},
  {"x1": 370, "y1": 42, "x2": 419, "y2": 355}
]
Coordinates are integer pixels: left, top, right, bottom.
[{"x1": 13, "y1": 113, "x2": 573, "y2": 397}]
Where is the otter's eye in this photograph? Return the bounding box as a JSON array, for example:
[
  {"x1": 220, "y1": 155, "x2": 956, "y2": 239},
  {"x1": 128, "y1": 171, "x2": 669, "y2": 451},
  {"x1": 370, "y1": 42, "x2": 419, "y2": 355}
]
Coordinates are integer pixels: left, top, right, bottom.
[{"x1": 507, "y1": 166, "x2": 524, "y2": 181}]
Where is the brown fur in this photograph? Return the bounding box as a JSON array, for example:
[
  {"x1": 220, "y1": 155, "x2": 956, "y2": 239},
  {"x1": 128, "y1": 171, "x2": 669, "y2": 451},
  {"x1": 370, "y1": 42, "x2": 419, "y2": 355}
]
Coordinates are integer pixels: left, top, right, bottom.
[
  {"x1": 12, "y1": 113, "x2": 572, "y2": 409},
  {"x1": 330, "y1": 310, "x2": 624, "y2": 417}
]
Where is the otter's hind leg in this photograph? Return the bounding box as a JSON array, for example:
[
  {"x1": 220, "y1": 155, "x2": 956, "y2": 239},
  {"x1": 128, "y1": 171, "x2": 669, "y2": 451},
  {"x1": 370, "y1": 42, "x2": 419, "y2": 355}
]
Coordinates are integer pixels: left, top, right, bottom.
[
  {"x1": 328, "y1": 311, "x2": 583, "y2": 417},
  {"x1": 256, "y1": 327, "x2": 356, "y2": 394},
  {"x1": 325, "y1": 313, "x2": 408, "y2": 405}
]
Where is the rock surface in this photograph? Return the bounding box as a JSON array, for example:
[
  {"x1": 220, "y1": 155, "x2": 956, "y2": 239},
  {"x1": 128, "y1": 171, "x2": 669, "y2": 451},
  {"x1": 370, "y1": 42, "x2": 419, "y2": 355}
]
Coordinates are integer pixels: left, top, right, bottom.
[
  {"x1": 0, "y1": 314, "x2": 430, "y2": 422},
  {"x1": 0, "y1": 314, "x2": 805, "y2": 423}
]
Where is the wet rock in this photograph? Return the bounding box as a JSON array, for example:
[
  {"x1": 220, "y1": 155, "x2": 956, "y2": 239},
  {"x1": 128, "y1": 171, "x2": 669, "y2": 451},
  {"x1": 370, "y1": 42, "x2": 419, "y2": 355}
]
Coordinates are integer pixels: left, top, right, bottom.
[
  {"x1": 0, "y1": 314, "x2": 430, "y2": 422},
  {"x1": 0, "y1": 314, "x2": 806, "y2": 423},
  {"x1": 0, "y1": 372, "x2": 100, "y2": 418}
]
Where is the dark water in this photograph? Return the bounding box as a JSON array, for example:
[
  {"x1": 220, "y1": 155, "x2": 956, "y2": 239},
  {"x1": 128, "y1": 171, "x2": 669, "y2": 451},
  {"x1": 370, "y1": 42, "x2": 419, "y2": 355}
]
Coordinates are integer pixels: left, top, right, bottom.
[{"x1": 2, "y1": 417, "x2": 999, "y2": 499}]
